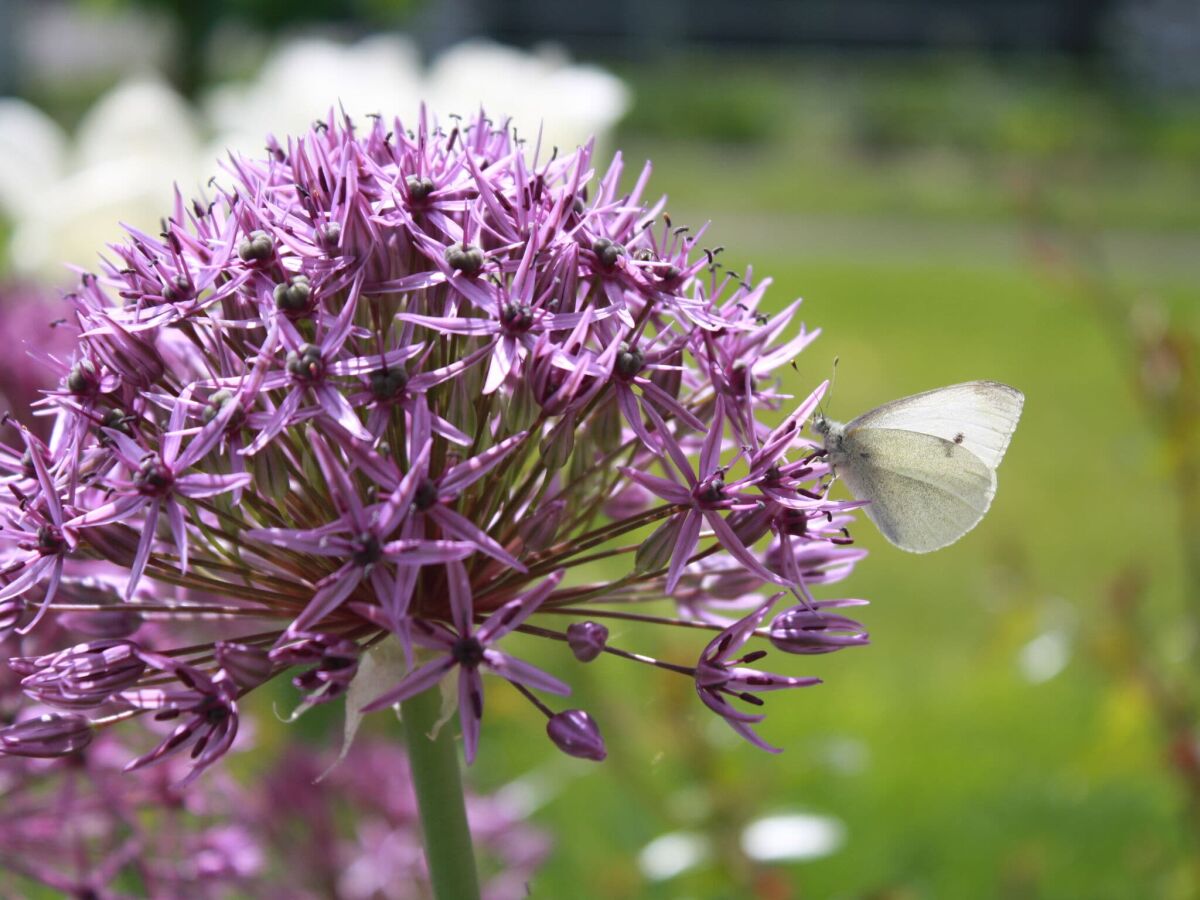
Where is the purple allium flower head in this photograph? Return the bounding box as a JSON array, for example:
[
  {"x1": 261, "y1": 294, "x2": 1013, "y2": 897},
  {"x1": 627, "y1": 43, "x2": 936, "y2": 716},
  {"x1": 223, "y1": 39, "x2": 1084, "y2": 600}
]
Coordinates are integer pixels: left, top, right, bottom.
[{"x1": 0, "y1": 108, "x2": 872, "y2": 774}]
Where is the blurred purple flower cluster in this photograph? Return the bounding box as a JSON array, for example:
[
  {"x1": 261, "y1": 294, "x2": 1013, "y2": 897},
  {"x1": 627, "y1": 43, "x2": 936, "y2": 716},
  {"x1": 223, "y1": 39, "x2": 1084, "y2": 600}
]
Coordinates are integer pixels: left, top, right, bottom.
[
  {"x1": 0, "y1": 108, "x2": 871, "y2": 782},
  {"x1": 0, "y1": 728, "x2": 546, "y2": 898}
]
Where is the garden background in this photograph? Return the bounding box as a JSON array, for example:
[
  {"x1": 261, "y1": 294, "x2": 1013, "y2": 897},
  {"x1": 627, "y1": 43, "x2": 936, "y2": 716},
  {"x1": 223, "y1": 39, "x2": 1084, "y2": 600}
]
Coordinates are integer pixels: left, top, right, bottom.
[{"x1": 1, "y1": 1, "x2": 1198, "y2": 896}]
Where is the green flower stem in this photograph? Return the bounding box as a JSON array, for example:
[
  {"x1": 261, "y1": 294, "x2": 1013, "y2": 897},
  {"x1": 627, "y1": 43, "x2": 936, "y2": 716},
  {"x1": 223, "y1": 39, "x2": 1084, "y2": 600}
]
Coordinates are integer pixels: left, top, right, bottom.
[{"x1": 401, "y1": 686, "x2": 481, "y2": 900}]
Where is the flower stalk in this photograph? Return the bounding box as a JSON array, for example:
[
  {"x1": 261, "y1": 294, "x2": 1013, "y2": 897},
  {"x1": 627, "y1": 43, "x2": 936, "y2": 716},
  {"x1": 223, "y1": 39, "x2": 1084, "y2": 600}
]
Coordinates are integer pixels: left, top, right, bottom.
[{"x1": 401, "y1": 685, "x2": 481, "y2": 900}]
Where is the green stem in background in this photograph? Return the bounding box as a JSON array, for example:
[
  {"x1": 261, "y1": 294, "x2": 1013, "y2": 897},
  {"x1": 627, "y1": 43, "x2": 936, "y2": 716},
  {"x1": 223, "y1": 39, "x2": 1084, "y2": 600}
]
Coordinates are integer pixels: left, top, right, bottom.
[{"x1": 401, "y1": 686, "x2": 481, "y2": 900}]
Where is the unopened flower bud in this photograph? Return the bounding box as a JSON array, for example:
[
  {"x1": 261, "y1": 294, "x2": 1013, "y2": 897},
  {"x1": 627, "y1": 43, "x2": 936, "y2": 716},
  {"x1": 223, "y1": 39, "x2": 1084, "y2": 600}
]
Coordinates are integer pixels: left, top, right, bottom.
[
  {"x1": 547, "y1": 709, "x2": 606, "y2": 761},
  {"x1": 0, "y1": 598, "x2": 23, "y2": 640},
  {"x1": 769, "y1": 606, "x2": 870, "y2": 655},
  {"x1": 216, "y1": 641, "x2": 274, "y2": 689},
  {"x1": 518, "y1": 499, "x2": 565, "y2": 553},
  {"x1": 635, "y1": 515, "x2": 683, "y2": 574},
  {"x1": 20, "y1": 639, "x2": 146, "y2": 708},
  {"x1": 566, "y1": 621, "x2": 609, "y2": 662},
  {"x1": 0, "y1": 713, "x2": 94, "y2": 758}
]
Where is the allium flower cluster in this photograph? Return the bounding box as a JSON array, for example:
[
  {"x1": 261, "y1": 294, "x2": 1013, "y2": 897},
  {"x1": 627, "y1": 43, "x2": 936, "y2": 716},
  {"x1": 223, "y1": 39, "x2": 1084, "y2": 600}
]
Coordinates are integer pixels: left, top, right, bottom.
[{"x1": 0, "y1": 109, "x2": 871, "y2": 780}]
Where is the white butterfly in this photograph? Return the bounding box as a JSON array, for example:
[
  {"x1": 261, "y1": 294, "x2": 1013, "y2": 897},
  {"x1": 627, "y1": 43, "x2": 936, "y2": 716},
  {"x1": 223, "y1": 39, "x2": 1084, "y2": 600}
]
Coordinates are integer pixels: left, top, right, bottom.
[{"x1": 812, "y1": 381, "x2": 1024, "y2": 553}]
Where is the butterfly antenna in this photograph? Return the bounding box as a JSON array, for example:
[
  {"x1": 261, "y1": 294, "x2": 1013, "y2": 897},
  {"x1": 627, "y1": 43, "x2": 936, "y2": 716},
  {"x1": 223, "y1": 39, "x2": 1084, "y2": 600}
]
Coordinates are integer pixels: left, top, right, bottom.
[{"x1": 818, "y1": 356, "x2": 839, "y2": 419}]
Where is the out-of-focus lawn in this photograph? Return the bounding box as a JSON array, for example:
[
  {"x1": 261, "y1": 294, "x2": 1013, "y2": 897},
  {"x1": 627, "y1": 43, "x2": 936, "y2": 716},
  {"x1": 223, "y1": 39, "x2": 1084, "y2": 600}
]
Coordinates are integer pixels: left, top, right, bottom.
[{"x1": 444, "y1": 57, "x2": 1197, "y2": 899}]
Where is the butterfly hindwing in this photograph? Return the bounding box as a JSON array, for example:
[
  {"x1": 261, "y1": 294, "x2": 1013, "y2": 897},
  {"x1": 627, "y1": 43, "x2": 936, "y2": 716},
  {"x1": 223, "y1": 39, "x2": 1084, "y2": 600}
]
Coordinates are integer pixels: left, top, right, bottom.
[{"x1": 836, "y1": 427, "x2": 996, "y2": 553}]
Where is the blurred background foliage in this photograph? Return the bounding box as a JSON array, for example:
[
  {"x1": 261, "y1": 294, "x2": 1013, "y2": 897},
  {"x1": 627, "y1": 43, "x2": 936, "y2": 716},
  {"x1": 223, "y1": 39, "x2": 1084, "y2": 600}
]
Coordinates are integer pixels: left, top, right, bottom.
[{"x1": 1, "y1": 0, "x2": 1198, "y2": 897}]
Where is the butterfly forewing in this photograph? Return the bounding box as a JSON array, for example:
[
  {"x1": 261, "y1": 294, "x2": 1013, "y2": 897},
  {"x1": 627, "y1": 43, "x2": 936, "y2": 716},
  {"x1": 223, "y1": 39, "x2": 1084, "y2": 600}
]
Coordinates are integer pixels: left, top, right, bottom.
[{"x1": 846, "y1": 381, "x2": 1023, "y2": 471}]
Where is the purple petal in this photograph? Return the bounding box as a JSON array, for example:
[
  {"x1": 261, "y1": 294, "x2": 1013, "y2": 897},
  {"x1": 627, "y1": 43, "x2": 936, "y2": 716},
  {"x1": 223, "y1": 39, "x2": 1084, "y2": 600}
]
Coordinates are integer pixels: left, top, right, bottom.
[
  {"x1": 446, "y1": 558, "x2": 473, "y2": 636},
  {"x1": 429, "y1": 506, "x2": 525, "y2": 572},
  {"x1": 665, "y1": 509, "x2": 702, "y2": 593},
  {"x1": 459, "y1": 668, "x2": 482, "y2": 764},
  {"x1": 126, "y1": 501, "x2": 160, "y2": 600},
  {"x1": 477, "y1": 569, "x2": 564, "y2": 643},
  {"x1": 175, "y1": 472, "x2": 252, "y2": 498},
  {"x1": 361, "y1": 655, "x2": 456, "y2": 712},
  {"x1": 621, "y1": 467, "x2": 692, "y2": 505},
  {"x1": 440, "y1": 429, "x2": 529, "y2": 494},
  {"x1": 484, "y1": 649, "x2": 570, "y2": 695},
  {"x1": 314, "y1": 383, "x2": 372, "y2": 441},
  {"x1": 289, "y1": 564, "x2": 363, "y2": 633}
]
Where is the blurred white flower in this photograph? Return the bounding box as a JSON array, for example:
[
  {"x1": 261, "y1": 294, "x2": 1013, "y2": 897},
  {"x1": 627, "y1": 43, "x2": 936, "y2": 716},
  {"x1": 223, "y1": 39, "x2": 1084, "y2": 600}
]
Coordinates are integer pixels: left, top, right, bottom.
[
  {"x1": 740, "y1": 812, "x2": 846, "y2": 862},
  {"x1": 1017, "y1": 628, "x2": 1072, "y2": 684},
  {"x1": 427, "y1": 40, "x2": 630, "y2": 154},
  {"x1": 0, "y1": 99, "x2": 67, "y2": 220},
  {"x1": 638, "y1": 831, "x2": 710, "y2": 881},
  {"x1": 204, "y1": 36, "x2": 629, "y2": 162},
  {"x1": 203, "y1": 34, "x2": 424, "y2": 161},
  {"x1": 0, "y1": 78, "x2": 203, "y2": 284}
]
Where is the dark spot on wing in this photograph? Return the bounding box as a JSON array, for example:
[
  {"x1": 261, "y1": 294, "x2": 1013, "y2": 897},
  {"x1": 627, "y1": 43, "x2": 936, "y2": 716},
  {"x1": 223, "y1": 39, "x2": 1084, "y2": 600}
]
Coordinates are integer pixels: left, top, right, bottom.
[{"x1": 954, "y1": 432, "x2": 965, "y2": 444}]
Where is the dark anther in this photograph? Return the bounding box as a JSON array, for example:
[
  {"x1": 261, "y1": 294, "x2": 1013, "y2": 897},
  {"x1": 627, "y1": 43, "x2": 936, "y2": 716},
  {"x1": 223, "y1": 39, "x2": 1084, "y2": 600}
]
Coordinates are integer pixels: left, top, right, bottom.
[
  {"x1": 352, "y1": 533, "x2": 383, "y2": 567},
  {"x1": 499, "y1": 302, "x2": 534, "y2": 335},
  {"x1": 413, "y1": 478, "x2": 439, "y2": 512},
  {"x1": 134, "y1": 458, "x2": 174, "y2": 497}
]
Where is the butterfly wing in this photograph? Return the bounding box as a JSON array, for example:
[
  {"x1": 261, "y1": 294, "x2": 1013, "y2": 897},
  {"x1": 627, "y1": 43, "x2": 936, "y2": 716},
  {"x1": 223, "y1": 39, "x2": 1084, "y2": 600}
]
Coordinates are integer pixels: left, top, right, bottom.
[
  {"x1": 845, "y1": 381, "x2": 1023, "y2": 471},
  {"x1": 836, "y1": 427, "x2": 996, "y2": 553}
]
